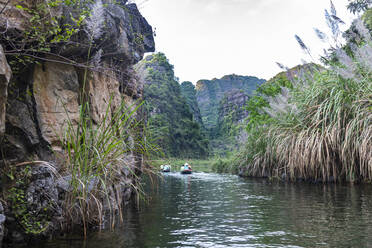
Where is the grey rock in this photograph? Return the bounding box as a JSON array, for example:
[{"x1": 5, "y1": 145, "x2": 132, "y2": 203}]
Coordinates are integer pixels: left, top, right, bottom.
[
  {"x1": 0, "y1": 215, "x2": 5, "y2": 224},
  {"x1": 11, "y1": 230, "x2": 24, "y2": 243},
  {"x1": 25, "y1": 164, "x2": 61, "y2": 229},
  {"x1": 57, "y1": 1, "x2": 154, "y2": 64},
  {"x1": 0, "y1": 202, "x2": 4, "y2": 247},
  {"x1": 56, "y1": 175, "x2": 72, "y2": 192},
  {"x1": 103, "y1": 3, "x2": 155, "y2": 63},
  {"x1": 6, "y1": 99, "x2": 39, "y2": 145}
]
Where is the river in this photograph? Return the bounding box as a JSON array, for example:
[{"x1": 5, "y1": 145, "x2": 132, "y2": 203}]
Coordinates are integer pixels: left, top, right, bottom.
[{"x1": 32, "y1": 172, "x2": 372, "y2": 247}]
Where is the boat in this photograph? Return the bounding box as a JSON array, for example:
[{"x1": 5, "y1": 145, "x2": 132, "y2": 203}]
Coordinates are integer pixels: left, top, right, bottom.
[
  {"x1": 180, "y1": 163, "x2": 192, "y2": 174},
  {"x1": 180, "y1": 169, "x2": 192, "y2": 174},
  {"x1": 160, "y1": 165, "x2": 171, "y2": 172}
]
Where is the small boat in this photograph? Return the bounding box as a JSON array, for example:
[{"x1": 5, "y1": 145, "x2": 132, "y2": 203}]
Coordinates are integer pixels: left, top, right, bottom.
[
  {"x1": 180, "y1": 163, "x2": 192, "y2": 174},
  {"x1": 160, "y1": 165, "x2": 171, "y2": 172},
  {"x1": 180, "y1": 169, "x2": 192, "y2": 174}
]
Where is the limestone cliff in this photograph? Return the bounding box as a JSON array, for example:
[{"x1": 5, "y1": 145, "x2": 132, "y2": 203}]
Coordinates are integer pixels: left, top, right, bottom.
[
  {"x1": 196, "y1": 74, "x2": 265, "y2": 129},
  {"x1": 0, "y1": 0, "x2": 154, "y2": 245},
  {"x1": 135, "y1": 53, "x2": 209, "y2": 158},
  {"x1": 180, "y1": 81, "x2": 203, "y2": 126},
  {"x1": 217, "y1": 89, "x2": 250, "y2": 129}
]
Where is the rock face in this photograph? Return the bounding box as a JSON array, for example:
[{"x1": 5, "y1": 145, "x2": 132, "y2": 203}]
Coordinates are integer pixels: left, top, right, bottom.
[
  {"x1": 196, "y1": 74, "x2": 265, "y2": 129},
  {"x1": 0, "y1": 45, "x2": 11, "y2": 136},
  {"x1": 216, "y1": 90, "x2": 250, "y2": 148},
  {"x1": 0, "y1": 0, "x2": 154, "y2": 245},
  {"x1": 218, "y1": 89, "x2": 250, "y2": 125},
  {"x1": 33, "y1": 62, "x2": 80, "y2": 148}
]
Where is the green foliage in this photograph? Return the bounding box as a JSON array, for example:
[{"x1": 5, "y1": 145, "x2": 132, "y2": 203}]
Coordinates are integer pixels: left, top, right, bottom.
[
  {"x1": 245, "y1": 74, "x2": 292, "y2": 130},
  {"x1": 141, "y1": 53, "x2": 209, "y2": 159},
  {"x1": 180, "y1": 81, "x2": 203, "y2": 125},
  {"x1": 7, "y1": 166, "x2": 51, "y2": 235},
  {"x1": 362, "y1": 8, "x2": 372, "y2": 29},
  {"x1": 210, "y1": 154, "x2": 240, "y2": 174},
  {"x1": 5, "y1": 0, "x2": 89, "y2": 74}
]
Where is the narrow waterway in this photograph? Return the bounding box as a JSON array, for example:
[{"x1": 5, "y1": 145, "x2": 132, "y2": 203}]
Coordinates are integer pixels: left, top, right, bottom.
[{"x1": 35, "y1": 172, "x2": 372, "y2": 248}]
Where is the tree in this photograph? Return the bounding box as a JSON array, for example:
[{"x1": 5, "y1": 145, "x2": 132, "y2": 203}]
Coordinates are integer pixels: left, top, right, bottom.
[{"x1": 347, "y1": 0, "x2": 371, "y2": 14}]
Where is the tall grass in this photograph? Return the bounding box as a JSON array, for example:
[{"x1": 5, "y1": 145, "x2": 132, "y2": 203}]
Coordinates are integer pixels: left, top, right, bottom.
[
  {"x1": 61, "y1": 96, "x2": 150, "y2": 235},
  {"x1": 239, "y1": 18, "x2": 372, "y2": 183}
]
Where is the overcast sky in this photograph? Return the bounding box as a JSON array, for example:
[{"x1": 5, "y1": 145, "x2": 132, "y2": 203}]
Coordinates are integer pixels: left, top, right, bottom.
[{"x1": 136, "y1": 0, "x2": 355, "y2": 83}]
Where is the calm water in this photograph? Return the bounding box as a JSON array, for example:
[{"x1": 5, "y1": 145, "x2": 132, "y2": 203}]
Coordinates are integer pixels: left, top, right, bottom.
[{"x1": 35, "y1": 172, "x2": 372, "y2": 248}]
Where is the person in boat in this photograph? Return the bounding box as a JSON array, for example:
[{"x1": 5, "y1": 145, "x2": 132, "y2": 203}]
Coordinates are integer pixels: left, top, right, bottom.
[{"x1": 183, "y1": 163, "x2": 191, "y2": 170}]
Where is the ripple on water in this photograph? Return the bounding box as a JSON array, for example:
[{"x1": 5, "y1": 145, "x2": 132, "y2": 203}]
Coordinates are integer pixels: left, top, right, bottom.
[{"x1": 26, "y1": 173, "x2": 372, "y2": 248}]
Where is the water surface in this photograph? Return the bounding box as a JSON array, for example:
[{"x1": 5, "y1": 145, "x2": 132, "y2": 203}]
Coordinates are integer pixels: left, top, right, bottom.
[{"x1": 35, "y1": 172, "x2": 372, "y2": 247}]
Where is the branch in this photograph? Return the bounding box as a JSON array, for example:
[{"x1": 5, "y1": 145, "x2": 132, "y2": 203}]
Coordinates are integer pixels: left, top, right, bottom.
[
  {"x1": 5, "y1": 51, "x2": 123, "y2": 80},
  {"x1": 0, "y1": 0, "x2": 10, "y2": 15}
]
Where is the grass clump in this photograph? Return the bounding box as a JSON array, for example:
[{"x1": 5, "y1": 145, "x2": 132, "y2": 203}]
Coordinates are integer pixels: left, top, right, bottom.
[
  {"x1": 61, "y1": 96, "x2": 151, "y2": 235},
  {"x1": 238, "y1": 14, "x2": 372, "y2": 183}
]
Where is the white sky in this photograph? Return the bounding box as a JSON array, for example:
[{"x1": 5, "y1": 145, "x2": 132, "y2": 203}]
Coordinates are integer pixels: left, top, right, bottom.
[{"x1": 136, "y1": 0, "x2": 355, "y2": 83}]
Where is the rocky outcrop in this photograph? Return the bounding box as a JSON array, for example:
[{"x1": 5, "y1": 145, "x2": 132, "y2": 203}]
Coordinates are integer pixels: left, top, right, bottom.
[
  {"x1": 196, "y1": 74, "x2": 265, "y2": 129},
  {"x1": 0, "y1": 0, "x2": 154, "y2": 245}
]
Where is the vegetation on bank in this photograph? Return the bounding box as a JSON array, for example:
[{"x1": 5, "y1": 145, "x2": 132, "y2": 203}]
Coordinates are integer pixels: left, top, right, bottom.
[{"x1": 226, "y1": 6, "x2": 372, "y2": 183}]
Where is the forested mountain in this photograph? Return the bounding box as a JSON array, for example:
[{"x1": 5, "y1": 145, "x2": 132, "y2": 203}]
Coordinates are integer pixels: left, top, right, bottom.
[
  {"x1": 136, "y1": 53, "x2": 209, "y2": 158},
  {"x1": 195, "y1": 75, "x2": 265, "y2": 130}
]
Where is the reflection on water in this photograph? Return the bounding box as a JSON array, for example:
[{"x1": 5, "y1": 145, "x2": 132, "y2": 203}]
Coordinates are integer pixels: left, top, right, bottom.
[{"x1": 32, "y1": 172, "x2": 372, "y2": 248}]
